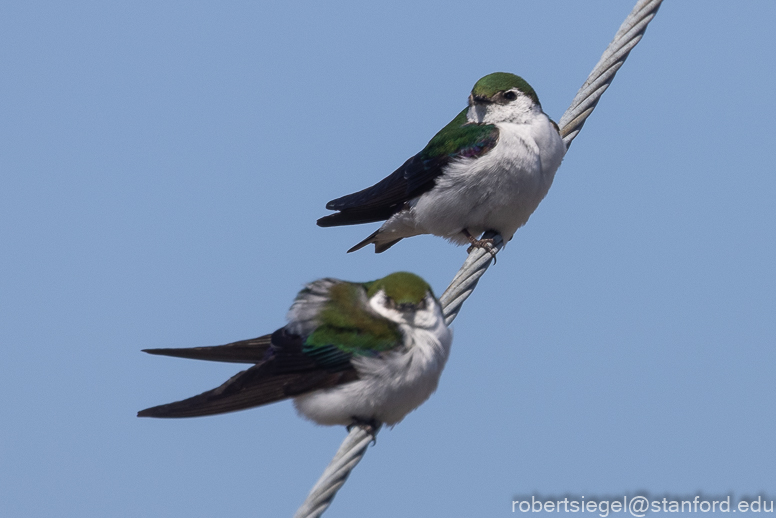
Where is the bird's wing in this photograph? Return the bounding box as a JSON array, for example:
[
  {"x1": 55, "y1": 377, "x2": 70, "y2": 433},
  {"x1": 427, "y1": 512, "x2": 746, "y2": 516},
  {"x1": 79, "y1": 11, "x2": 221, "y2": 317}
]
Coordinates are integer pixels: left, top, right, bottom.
[
  {"x1": 317, "y1": 109, "x2": 499, "y2": 227},
  {"x1": 142, "y1": 334, "x2": 273, "y2": 364},
  {"x1": 138, "y1": 281, "x2": 404, "y2": 419},
  {"x1": 138, "y1": 328, "x2": 358, "y2": 418},
  {"x1": 299, "y1": 280, "x2": 403, "y2": 369}
]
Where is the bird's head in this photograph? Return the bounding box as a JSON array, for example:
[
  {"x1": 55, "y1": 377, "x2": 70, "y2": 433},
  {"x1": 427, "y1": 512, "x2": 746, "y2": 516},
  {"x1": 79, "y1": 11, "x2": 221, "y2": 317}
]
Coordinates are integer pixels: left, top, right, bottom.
[
  {"x1": 467, "y1": 72, "x2": 541, "y2": 125},
  {"x1": 367, "y1": 272, "x2": 442, "y2": 329}
]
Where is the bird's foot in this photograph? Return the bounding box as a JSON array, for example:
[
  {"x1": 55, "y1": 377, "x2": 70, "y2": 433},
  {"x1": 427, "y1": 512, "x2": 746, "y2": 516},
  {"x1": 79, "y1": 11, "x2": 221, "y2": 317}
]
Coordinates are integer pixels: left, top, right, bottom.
[
  {"x1": 347, "y1": 417, "x2": 382, "y2": 444},
  {"x1": 463, "y1": 230, "x2": 498, "y2": 263}
]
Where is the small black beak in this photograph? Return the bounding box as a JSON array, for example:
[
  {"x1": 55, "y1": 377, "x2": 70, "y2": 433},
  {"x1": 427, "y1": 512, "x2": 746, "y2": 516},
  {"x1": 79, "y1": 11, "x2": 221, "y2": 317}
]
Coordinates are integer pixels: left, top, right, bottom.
[
  {"x1": 397, "y1": 302, "x2": 417, "y2": 312},
  {"x1": 468, "y1": 93, "x2": 493, "y2": 106}
]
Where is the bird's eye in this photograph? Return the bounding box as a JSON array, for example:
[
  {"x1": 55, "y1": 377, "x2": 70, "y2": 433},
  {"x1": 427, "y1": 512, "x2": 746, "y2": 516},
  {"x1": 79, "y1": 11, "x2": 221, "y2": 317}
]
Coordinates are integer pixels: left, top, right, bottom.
[
  {"x1": 385, "y1": 298, "x2": 396, "y2": 310},
  {"x1": 417, "y1": 298, "x2": 427, "y2": 310},
  {"x1": 503, "y1": 91, "x2": 517, "y2": 101}
]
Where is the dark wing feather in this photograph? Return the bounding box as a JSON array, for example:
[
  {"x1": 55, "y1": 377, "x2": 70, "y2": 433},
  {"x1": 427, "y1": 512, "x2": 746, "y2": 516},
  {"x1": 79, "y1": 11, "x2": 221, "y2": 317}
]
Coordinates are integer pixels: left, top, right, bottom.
[
  {"x1": 317, "y1": 166, "x2": 410, "y2": 226},
  {"x1": 138, "y1": 328, "x2": 358, "y2": 418},
  {"x1": 137, "y1": 366, "x2": 357, "y2": 418},
  {"x1": 317, "y1": 109, "x2": 498, "y2": 227},
  {"x1": 143, "y1": 334, "x2": 273, "y2": 364}
]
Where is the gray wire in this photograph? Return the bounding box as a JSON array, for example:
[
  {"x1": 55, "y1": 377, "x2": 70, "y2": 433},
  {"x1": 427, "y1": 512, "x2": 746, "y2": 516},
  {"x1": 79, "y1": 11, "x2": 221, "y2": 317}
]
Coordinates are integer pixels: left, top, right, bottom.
[
  {"x1": 293, "y1": 1, "x2": 663, "y2": 516},
  {"x1": 559, "y1": 0, "x2": 663, "y2": 149},
  {"x1": 440, "y1": 231, "x2": 504, "y2": 326},
  {"x1": 292, "y1": 425, "x2": 381, "y2": 518}
]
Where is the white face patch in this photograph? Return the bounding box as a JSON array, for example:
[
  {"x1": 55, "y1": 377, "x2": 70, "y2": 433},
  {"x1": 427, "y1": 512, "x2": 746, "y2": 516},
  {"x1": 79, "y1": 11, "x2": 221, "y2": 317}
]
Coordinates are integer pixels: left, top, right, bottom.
[
  {"x1": 467, "y1": 89, "x2": 538, "y2": 125},
  {"x1": 368, "y1": 289, "x2": 442, "y2": 330}
]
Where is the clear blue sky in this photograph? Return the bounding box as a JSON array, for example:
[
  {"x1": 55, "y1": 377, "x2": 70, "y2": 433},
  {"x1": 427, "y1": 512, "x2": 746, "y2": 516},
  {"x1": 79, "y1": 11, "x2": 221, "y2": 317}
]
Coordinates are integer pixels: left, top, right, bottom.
[{"x1": 2, "y1": 2, "x2": 774, "y2": 517}]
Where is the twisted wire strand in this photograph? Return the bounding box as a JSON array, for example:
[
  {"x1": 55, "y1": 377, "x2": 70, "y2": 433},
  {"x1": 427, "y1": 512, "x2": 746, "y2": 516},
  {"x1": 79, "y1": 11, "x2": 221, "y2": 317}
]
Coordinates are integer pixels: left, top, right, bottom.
[
  {"x1": 440, "y1": 232, "x2": 504, "y2": 326},
  {"x1": 558, "y1": 0, "x2": 663, "y2": 148},
  {"x1": 293, "y1": 1, "x2": 663, "y2": 516},
  {"x1": 292, "y1": 425, "x2": 381, "y2": 518}
]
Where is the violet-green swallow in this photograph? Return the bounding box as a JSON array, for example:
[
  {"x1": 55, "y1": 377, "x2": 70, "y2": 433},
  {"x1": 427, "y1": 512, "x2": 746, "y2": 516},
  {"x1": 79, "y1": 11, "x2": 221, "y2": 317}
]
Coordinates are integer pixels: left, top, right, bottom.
[
  {"x1": 317, "y1": 72, "x2": 565, "y2": 253},
  {"x1": 138, "y1": 272, "x2": 452, "y2": 427}
]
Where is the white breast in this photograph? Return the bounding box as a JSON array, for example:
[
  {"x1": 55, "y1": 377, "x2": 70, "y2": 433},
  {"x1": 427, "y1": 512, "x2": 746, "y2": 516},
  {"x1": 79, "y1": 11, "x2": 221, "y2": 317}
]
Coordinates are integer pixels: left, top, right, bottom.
[
  {"x1": 410, "y1": 113, "x2": 564, "y2": 244},
  {"x1": 292, "y1": 305, "x2": 452, "y2": 426}
]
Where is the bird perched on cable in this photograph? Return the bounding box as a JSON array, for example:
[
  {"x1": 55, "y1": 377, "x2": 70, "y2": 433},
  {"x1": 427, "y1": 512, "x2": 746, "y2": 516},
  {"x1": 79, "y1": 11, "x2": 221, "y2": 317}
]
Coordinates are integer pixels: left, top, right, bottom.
[
  {"x1": 317, "y1": 72, "x2": 565, "y2": 253},
  {"x1": 138, "y1": 272, "x2": 452, "y2": 428}
]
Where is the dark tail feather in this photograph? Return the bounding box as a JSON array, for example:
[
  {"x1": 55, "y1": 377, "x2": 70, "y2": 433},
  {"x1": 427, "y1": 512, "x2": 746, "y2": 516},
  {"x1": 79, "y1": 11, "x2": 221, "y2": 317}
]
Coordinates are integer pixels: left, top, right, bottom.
[
  {"x1": 375, "y1": 238, "x2": 402, "y2": 253},
  {"x1": 345, "y1": 230, "x2": 403, "y2": 253},
  {"x1": 347, "y1": 230, "x2": 380, "y2": 253},
  {"x1": 142, "y1": 334, "x2": 273, "y2": 364}
]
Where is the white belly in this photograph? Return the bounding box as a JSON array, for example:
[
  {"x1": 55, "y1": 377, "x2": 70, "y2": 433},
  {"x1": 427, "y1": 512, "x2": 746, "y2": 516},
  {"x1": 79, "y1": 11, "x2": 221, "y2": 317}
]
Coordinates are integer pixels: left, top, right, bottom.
[
  {"x1": 293, "y1": 320, "x2": 452, "y2": 426},
  {"x1": 379, "y1": 117, "x2": 564, "y2": 245}
]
